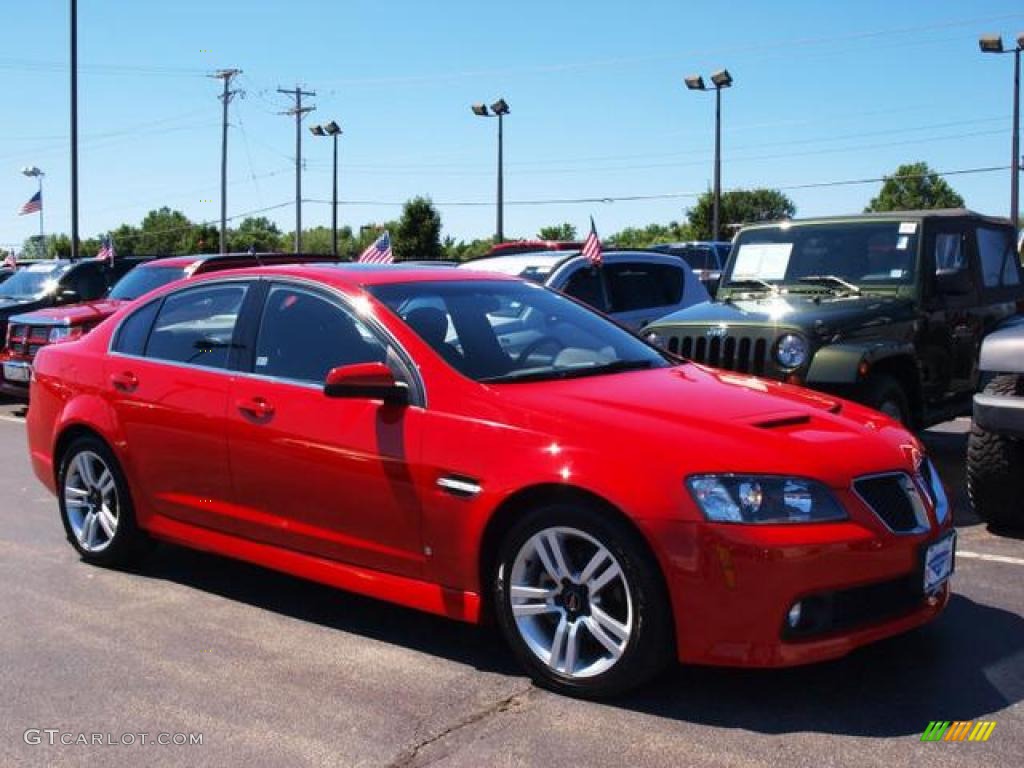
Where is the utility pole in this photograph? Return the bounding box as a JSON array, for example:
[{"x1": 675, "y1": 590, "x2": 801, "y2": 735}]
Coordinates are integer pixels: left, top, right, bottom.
[
  {"x1": 210, "y1": 69, "x2": 242, "y2": 254},
  {"x1": 70, "y1": 0, "x2": 79, "y2": 259},
  {"x1": 278, "y1": 85, "x2": 316, "y2": 252}
]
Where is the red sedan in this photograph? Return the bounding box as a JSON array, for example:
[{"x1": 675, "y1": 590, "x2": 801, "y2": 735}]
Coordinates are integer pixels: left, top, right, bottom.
[{"x1": 26, "y1": 264, "x2": 954, "y2": 697}]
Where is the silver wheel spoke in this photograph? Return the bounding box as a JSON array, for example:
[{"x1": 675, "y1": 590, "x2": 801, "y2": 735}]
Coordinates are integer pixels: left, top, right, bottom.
[
  {"x1": 532, "y1": 532, "x2": 570, "y2": 582},
  {"x1": 510, "y1": 584, "x2": 558, "y2": 617},
  {"x1": 589, "y1": 561, "x2": 622, "y2": 595},
  {"x1": 80, "y1": 512, "x2": 98, "y2": 549},
  {"x1": 97, "y1": 505, "x2": 117, "y2": 539},
  {"x1": 591, "y1": 605, "x2": 630, "y2": 643},
  {"x1": 76, "y1": 454, "x2": 97, "y2": 488},
  {"x1": 579, "y1": 548, "x2": 611, "y2": 585},
  {"x1": 548, "y1": 615, "x2": 569, "y2": 671},
  {"x1": 97, "y1": 469, "x2": 116, "y2": 498},
  {"x1": 583, "y1": 615, "x2": 625, "y2": 659},
  {"x1": 562, "y1": 620, "x2": 581, "y2": 675}
]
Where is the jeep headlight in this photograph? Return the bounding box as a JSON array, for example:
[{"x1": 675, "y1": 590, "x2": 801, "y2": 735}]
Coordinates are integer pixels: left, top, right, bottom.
[
  {"x1": 775, "y1": 333, "x2": 808, "y2": 369},
  {"x1": 686, "y1": 475, "x2": 847, "y2": 524}
]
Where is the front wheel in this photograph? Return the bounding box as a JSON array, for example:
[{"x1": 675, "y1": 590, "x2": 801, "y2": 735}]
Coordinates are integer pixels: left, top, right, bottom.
[
  {"x1": 58, "y1": 435, "x2": 150, "y2": 566},
  {"x1": 861, "y1": 374, "x2": 911, "y2": 425},
  {"x1": 493, "y1": 503, "x2": 672, "y2": 698},
  {"x1": 967, "y1": 375, "x2": 1024, "y2": 529}
]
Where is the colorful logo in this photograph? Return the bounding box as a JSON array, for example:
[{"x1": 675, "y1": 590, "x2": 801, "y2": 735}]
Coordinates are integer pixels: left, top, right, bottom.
[{"x1": 921, "y1": 721, "x2": 996, "y2": 742}]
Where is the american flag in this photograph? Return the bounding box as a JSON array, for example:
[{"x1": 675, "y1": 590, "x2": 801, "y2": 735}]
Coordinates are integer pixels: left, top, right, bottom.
[
  {"x1": 19, "y1": 191, "x2": 42, "y2": 216},
  {"x1": 96, "y1": 235, "x2": 115, "y2": 266},
  {"x1": 3, "y1": 251, "x2": 16, "y2": 269},
  {"x1": 581, "y1": 217, "x2": 602, "y2": 266},
  {"x1": 358, "y1": 230, "x2": 393, "y2": 264}
]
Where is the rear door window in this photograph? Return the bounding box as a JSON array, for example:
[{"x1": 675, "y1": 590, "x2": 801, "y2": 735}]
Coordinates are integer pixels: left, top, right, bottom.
[
  {"x1": 63, "y1": 262, "x2": 109, "y2": 300},
  {"x1": 145, "y1": 284, "x2": 248, "y2": 370},
  {"x1": 605, "y1": 262, "x2": 684, "y2": 311},
  {"x1": 562, "y1": 267, "x2": 608, "y2": 312},
  {"x1": 112, "y1": 299, "x2": 161, "y2": 356},
  {"x1": 976, "y1": 226, "x2": 1020, "y2": 287}
]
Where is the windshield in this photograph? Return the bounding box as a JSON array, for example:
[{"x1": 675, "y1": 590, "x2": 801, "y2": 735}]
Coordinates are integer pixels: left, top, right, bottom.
[
  {"x1": 724, "y1": 221, "x2": 919, "y2": 292},
  {"x1": 109, "y1": 265, "x2": 188, "y2": 301},
  {"x1": 0, "y1": 263, "x2": 71, "y2": 299},
  {"x1": 369, "y1": 279, "x2": 671, "y2": 383}
]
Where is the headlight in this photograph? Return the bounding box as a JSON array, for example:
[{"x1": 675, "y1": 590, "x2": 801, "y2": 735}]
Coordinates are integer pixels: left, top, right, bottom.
[
  {"x1": 686, "y1": 475, "x2": 847, "y2": 524},
  {"x1": 923, "y1": 458, "x2": 950, "y2": 525},
  {"x1": 775, "y1": 334, "x2": 808, "y2": 369}
]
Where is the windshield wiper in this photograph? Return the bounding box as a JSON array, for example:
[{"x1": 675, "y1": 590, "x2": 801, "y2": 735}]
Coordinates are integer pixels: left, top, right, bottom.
[
  {"x1": 724, "y1": 278, "x2": 779, "y2": 295},
  {"x1": 482, "y1": 358, "x2": 655, "y2": 384},
  {"x1": 796, "y1": 275, "x2": 861, "y2": 295}
]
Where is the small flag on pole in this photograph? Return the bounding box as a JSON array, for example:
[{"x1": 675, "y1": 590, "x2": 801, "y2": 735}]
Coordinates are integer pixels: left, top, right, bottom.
[
  {"x1": 358, "y1": 230, "x2": 394, "y2": 264},
  {"x1": 19, "y1": 191, "x2": 42, "y2": 216},
  {"x1": 96, "y1": 234, "x2": 116, "y2": 266},
  {"x1": 581, "y1": 217, "x2": 602, "y2": 266},
  {"x1": 3, "y1": 250, "x2": 16, "y2": 269}
]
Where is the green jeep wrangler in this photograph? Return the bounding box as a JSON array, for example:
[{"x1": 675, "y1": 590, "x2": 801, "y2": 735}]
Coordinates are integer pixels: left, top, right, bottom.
[{"x1": 646, "y1": 209, "x2": 1024, "y2": 427}]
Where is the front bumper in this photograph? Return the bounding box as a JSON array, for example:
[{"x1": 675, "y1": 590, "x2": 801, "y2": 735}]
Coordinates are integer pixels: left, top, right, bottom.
[
  {"x1": 974, "y1": 391, "x2": 1024, "y2": 437},
  {"x1": 644, "y1": 516, "x2": 952, "y2": 668},
  {"x1": 0, "y1": 357, "x2": 30, "y2": 399}
]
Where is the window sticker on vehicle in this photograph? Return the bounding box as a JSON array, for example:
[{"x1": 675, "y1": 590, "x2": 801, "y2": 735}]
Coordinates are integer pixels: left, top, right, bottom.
[
  {"x1": 896, "y1": 235, "x2": 910, "y2": 250},
  {"x1": 890, "y1": 269, "x2": 907, "y2": 278},
  {"x1": 899, "y1": 221, "x2": 918, "y2": 234},
  {"x1": 732, "y1": 243, "x2": 793, "y2": 280},
  {"x1": 256, "y1": 356, "x2": 269, "y2": 367}
]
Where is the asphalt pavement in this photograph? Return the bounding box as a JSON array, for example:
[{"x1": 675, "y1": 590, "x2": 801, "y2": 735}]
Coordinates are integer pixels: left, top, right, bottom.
[{"x1": 0, "y1": 401, "x2": 1021, "y2": 768}]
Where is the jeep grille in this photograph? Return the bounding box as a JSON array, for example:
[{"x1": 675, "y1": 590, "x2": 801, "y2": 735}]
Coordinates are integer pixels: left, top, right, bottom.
[{"x1": 665, "y1": 331, "x2": 771, "y2": 375}]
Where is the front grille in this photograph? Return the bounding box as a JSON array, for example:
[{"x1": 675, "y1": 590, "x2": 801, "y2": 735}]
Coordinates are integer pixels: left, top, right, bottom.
[
  {"x1": 666, "y1": 330, "x2": 771, "y2": 375},
  {"x1": 783, "y1": 574, "x2": 924, "y2": 639},
  {"x1": 854, "y1": 474, "x2": 929, "y2": 533}
]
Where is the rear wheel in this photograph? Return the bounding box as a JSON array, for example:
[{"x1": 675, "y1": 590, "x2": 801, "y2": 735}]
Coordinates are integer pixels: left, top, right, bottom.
[
  {"x1": 861, "y1": 374, "x2": 911, "y2": 425},
  {"x1": 967, "y1": 375, "x2": 1024, "y2": 529},
  {"x1": 58, "y1": 436, "x2": 150, "y2": 566},
  {"x1": 493, "y1": 503, "x2": 672, "y2": 698}
]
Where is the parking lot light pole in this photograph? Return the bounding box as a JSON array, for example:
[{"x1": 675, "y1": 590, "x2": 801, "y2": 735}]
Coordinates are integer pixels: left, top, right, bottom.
[
  {"x1": 685, "y1": 70, "x2": 733, "y2": 242},
  {"x1": 309, "y1": 121, "x2": 343, "y2": 257},
  {"x1": 979, "y1": 34, "x2": 1023, "y2": 232},
  {"x1": 21, "y1": 166, "x2": 45, "y2": 242},
  {"x1": 472, "y1": 99, "x2": 510, "y2": 242}
]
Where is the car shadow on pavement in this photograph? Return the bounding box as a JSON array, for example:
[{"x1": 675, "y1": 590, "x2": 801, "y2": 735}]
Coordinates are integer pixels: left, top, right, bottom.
[
  {"x1": 618, "y1": 593, "x2": 1024, "y2": 737},
  {"x1": 920, "y1": 423, "x2": 979, "y2": 527},
  {"x1": 130, "y1": 542, "x2": 522, "y2": 676}
]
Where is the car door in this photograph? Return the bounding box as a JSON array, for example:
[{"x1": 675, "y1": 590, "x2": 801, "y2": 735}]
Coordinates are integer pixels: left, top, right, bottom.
[
  {"x1": 226, "y1": 281, "x2": 425, "y2": 578},
  {"x1": 59, "y1": 261, "x2": 110, "y2": 304},
  {"x1": 105, "y1": 280, "x2": 252, "y2": 530}
]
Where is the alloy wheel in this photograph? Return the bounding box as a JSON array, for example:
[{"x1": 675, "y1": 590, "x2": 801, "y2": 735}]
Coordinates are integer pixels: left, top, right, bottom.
[
  {"x1": 508, "y1": 526, "x2": 633, "y2": 679},
  {"x1": 63, "y1": 450, "x2": 119, "y2": 553}
]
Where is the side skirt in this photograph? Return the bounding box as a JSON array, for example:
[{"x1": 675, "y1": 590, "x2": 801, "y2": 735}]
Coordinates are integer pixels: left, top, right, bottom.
[{"x1": 144, "y1": 514, "x2": 481, "y2": 623}]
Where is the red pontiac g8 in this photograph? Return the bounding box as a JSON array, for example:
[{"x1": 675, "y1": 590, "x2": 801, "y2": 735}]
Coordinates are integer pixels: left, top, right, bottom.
[{"x1": 26, "y1": 264, "x2": 955, "y2": 697}]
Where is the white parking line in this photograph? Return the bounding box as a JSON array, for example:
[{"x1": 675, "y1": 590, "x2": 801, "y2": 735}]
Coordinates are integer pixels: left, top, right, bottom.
[
  {"x1": 0, "y1": 415, "x2": 25, "y2": 424},
  {"x1": 958, "y1": 550, "x2": 1024, "y2": 566}
]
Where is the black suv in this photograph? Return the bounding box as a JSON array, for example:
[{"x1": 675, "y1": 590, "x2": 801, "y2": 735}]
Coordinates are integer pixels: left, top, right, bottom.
[
  {"x1": 646, "y1": 210, "x2": 1024, "y2": 427},
  {"x1": 0, "y1": 258, "x2": 144, "y2": 341}
]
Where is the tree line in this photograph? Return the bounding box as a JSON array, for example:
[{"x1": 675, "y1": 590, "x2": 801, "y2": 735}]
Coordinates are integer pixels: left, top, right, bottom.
[{"x1": 9, "y1": 161, "x2": 967, "y2": 261}]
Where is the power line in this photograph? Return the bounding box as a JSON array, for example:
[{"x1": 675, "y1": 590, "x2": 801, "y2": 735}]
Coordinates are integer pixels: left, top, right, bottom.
[{"x1": 277, "y1": 85, "x2": 316, "y2": 252}]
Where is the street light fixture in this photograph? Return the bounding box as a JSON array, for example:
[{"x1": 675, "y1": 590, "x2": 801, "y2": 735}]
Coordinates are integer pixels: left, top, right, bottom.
[
  {"x1": 21, "y1": 166, "x2": 45, "y2": 244},
  {"x1": 979, "y1": 33, "x2": 1023, "y2": 233},
  {"x1": 309, "y1": 120, "x2": 343, "y2": 257},
  {"x1": 472, "y1": 98, "x2": 510, "y2": 242},
  {"x1": 685, "y1": 69, "x2": 733, "y2": 241}
]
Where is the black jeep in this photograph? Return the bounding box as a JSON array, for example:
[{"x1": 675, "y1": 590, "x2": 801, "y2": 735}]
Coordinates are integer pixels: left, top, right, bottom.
[{"x1": 646, "y1": 209, "x2": 1023, "y2": 427}]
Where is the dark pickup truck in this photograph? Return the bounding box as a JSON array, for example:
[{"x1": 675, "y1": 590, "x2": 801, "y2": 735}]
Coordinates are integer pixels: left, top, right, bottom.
[{"x1": 646, "y1": 210, "x2": 1024, "y2": 427}]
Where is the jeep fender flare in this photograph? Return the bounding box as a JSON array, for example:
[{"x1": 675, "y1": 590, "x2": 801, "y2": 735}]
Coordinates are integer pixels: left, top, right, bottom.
[
  {"x1": 805, "y1": 340, "x2": 917, "y2": 384},
  {"x1": 979, "y1": 318, "x2": 1024, "y2": 376}
]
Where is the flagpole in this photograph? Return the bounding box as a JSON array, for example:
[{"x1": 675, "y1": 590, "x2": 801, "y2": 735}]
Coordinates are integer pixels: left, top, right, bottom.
[{"x1": 38, "y1": 175, "x2": 44, "y2": 244}]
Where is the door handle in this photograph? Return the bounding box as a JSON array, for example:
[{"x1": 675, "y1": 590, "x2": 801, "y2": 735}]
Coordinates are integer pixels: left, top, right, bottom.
[
  {"x1": 236, "y1": 397, "x2": 275, "y2": 420},
  {"x1": 110, "y1": 371, "x2": 138, "y2": 393}
]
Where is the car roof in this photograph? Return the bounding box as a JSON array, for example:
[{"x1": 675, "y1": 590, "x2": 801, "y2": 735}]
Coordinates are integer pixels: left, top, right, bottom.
[
  {"x1": 461, "y1": 249, "x2": 683, "y2": 276},
  {"x1": 185, "y1": 262, "x2": 522, "y2": 289},
  {"x1": 740, "y1": 208, "x2": 1013, "y2": 230}
]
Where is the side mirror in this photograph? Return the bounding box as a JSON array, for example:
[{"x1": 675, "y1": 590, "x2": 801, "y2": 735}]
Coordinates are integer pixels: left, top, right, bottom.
[
  {"x1": 935, "y1": 268, "x2": 973, "y2": 296},
  {"x1": 324, "y1": 362, "x2": 408, "y2": 404},
  {"x1": 58, "y1": 289, "x2": 80, "y2": 304}
]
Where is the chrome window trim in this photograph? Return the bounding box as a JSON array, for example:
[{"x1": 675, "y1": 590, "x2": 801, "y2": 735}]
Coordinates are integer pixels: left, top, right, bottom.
[
  {"x1": 105, "y1": 274, "x2": 427, "y2": 409},
  {"x1": 851, "y1": 471, "x2": 931, "y2": 535}
]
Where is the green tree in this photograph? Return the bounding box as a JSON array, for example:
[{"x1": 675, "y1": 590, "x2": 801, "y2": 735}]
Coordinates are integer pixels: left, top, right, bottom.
[
  {"x1": 687, "y1": 188, "x2": 795, "y2": 240},
  {"x1": 108, "y1": 224, "x2": 140, "y2": 258},
  {"x1": 395, "y1": 197, "x2": 442, "y2": 261},
  {"x1": 228, "y1": 216, "x2": 283, "y2": 253},
  {"x1": 865, "y1": 162, "x2": 964, "y2": 212},
  {"x1": 185, "y1": 223, "x2": 219, "y2": 254},
  {"x1": 609, "y1": 221, "x2": 690, "y2": 249},
  {"x1": 443, "y1": 236, "x2": 494, "y2": 261},
  {"x1": 19, "y1": 235, "x2": 48, "y2": 259},
  {"x1": 134, "y1": 207, "x2": 193, "y2": 256},
  {"x1": 46, "y1": 234, "x2": 73, "y2": 259},
  {"x1": 537, "y1": 223, "x2": 577, "y2": 241}
]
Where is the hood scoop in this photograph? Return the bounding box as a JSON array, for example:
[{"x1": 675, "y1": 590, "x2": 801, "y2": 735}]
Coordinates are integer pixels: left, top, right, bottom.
[{"x1": 751, "y1": 413, "x2": 812, "y2": 430}]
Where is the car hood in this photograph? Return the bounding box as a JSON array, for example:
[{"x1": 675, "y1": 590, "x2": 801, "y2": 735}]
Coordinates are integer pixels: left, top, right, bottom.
[
  {"x1": 649, "y1": 293, "x2": 915, "y2": 336},
  {"x1": 494, "y1": 364, "x2": 920, "y2": 487},
  {"x1": 9, "y1": 299, "x2": 126, "y2": 326}
]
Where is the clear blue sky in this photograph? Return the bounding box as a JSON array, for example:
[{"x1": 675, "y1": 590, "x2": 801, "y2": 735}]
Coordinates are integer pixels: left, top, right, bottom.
[{"x1": 2, "y1": 0, "x2": 1023, "y2": 250}]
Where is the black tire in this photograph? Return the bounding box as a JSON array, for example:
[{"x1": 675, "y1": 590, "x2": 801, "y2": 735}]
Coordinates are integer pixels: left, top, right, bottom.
[
  {"x1": 493, "y1": 502, "x2": 673, "y2": 698},
  {"x1": 967, "y1": 375, "x2": 1024, "y2": 529},
  {"x1": 861, "y1": 374, "x2": 911, "y2": 425},
  {"x1": 58, "y1": 435, "x2": 150, "y2": 566}
]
